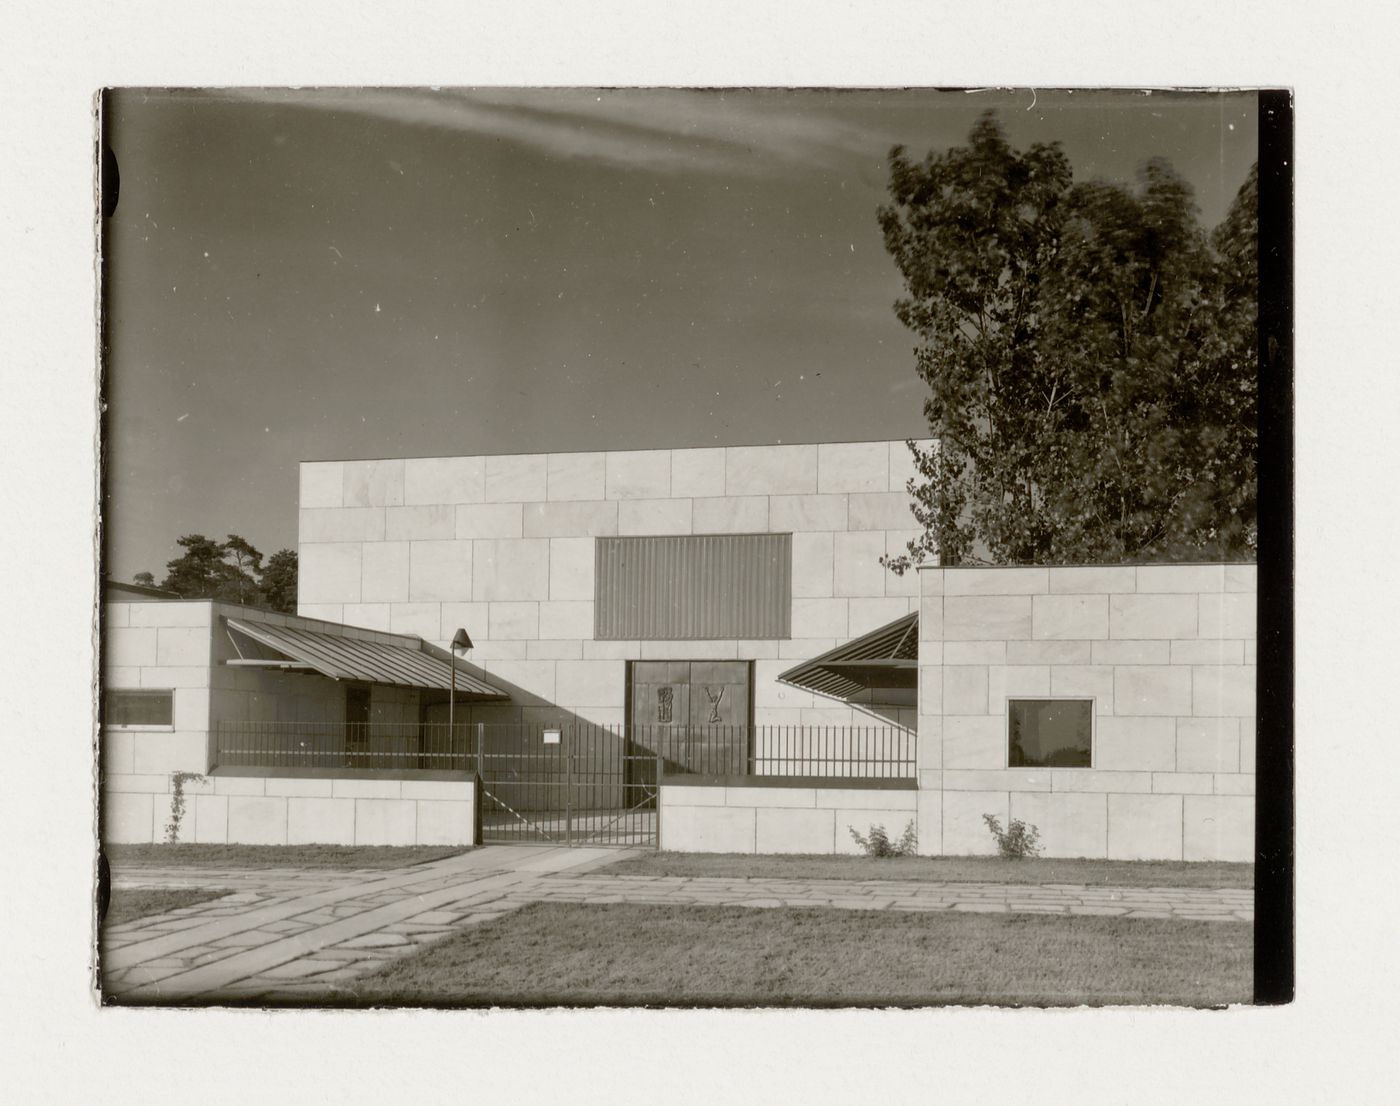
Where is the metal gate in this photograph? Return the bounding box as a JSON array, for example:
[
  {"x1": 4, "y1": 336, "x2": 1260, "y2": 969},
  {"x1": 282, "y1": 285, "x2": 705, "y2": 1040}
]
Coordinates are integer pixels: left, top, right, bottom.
[{"x1": 475, "y1": 723, "x2": 662, "y2": 847}]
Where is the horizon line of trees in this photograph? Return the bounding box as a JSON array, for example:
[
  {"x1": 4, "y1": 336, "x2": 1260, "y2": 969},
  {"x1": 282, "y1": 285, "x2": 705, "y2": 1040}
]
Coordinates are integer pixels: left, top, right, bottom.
[{"x1": 132, "y1": 534, "x2": 297, "y2": 614}]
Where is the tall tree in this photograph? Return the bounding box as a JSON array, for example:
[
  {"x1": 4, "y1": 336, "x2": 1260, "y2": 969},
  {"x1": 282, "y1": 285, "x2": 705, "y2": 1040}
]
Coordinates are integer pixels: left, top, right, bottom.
[
  {"x1": 879, "y1": 114, "x2": 1258, "y2": 568},
  {"x1": 154, "y1": 533, "x2": 269, "y2": 604},
  {"x1": 259, "y1": 548, "x2": 298, "y2": 614},
  {"x1": 158, "y1": 534, "x2": 237, "y2": 599},
  {"x1": 221, "y1": 534, "x2": 265, "y2": 606}
]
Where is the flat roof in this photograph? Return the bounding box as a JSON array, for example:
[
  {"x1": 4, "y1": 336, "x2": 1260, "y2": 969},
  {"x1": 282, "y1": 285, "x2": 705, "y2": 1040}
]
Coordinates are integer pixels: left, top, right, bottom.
[
  {"x1": 299, "y1": 434, "x2": 935, "y2": 466},
  {"x1": 916, "y1": 561, "x2": 1258, "y2": 569}
]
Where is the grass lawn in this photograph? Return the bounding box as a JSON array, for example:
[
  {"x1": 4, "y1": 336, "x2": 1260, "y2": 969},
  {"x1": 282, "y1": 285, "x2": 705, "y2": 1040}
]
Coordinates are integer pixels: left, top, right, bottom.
[
  {"x1": 104, "y1": 843, "x2": 472, "y2": 870},
  {"x1": 609, "y1": 852, "x2": 1253, "y2": 889},
  {"x1": 342, "y1": 901, "x2": 1251, "y2": 1008},
  {"x1": 103, "y1": 887, "x2": 228, "y2": 927}
]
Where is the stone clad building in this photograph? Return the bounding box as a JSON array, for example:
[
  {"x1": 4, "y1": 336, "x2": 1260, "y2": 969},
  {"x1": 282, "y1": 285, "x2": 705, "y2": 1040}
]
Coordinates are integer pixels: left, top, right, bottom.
[
  {"x1": 99, "y1": 437, "x2": 1256, "y2": 860},
  {"x1": 291, "y1": 440, "x2": 1256, "y2": 861},
  {"x1": 295, "y1": 440, "x2": 933, "y2": 735}
]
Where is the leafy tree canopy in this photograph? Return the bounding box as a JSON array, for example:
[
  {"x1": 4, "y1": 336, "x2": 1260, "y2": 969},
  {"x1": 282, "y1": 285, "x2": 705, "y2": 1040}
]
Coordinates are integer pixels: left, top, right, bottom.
[
  {"x1": 259, "y1": 548, "x2": 299, "y2": 615},
  {"x1": 880, "y1": 113, "x2": 1257, "y2": 568},
  {"x1": 139, "y1": 535, "x2": 298, "y2": 613}
]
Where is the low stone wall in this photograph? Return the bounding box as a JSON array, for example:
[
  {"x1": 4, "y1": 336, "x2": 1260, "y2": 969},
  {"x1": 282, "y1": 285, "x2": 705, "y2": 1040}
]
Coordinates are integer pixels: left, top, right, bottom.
[
  {"x1": 102, "y1": 771, "x2": 476, "y2": 847},
  {"x1": 659, "y1": 780, "x2": 918, "y2": 855}
]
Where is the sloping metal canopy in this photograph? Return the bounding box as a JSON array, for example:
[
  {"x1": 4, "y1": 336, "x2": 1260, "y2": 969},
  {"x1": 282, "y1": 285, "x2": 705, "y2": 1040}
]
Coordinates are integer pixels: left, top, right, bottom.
[
  {"x1": 777, "y1": 611, "x2": 918, "y2": 704},
  {"x1": 224, "y1": 618, "x2": 508, "y2": 698}
]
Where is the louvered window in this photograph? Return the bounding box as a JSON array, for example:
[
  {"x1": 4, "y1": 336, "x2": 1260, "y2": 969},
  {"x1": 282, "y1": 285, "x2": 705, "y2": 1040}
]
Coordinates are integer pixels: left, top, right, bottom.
[{"x1": 595, "y1": 534, "x2": 791, "y2": 640}]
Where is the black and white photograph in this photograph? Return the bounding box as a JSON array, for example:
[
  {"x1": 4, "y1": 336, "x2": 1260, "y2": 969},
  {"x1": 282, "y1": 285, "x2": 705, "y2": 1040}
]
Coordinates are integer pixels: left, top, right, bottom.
[
  {"x1": 94, "y1": 86, "x2": 1285, "y2": 1009},
  {"x1": 13, "y1": 3, "x2": 1400, "y2": 1103}
]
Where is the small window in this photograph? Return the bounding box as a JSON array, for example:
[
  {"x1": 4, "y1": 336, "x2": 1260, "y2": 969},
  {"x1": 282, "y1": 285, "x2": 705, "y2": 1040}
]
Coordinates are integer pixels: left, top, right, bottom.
[
  {"x1": 105, "y1": 689, "x2": 174, "y2": 728},
  {"x1": 1008, "y1": 699, "x2": 1092, "y2": 768}
]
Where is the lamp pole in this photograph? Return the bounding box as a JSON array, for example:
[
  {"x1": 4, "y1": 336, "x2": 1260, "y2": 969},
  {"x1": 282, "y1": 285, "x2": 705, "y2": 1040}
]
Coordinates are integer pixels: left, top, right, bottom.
[{"x1": 449, "y1": 628, "x2": 473, "y2": 764}]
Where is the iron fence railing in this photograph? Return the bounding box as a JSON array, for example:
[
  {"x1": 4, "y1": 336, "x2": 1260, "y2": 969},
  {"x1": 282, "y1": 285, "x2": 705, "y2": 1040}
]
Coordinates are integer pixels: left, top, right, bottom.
[
  {"x1": 628, "y1": 724, "x2": 915, "y2": 779},
  {"x1": 213, "y1": 720, "x2": 474, "y2": 772},
  {"x1": 211, "y1": 720, "x2": 916, "y2": 779}
]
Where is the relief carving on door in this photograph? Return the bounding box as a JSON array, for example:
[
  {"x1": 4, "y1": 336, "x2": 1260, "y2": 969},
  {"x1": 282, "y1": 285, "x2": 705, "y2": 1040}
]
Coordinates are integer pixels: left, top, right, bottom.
[{"x1": 703, "y1": 685, "x2": 724, "y2": 724}]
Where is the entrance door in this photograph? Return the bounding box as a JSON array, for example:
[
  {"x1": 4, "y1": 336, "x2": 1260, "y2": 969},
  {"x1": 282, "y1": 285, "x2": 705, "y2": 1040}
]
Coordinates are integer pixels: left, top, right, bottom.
[
  {"x1": 345, "y1": 685, "x2": 371, "y2": 768},
  {"x1": 629, "y1": 660, "x2": 752, "y2": 776}
]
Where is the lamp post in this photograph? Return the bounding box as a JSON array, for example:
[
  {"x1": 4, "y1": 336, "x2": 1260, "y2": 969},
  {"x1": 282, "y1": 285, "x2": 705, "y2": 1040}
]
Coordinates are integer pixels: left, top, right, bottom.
[{"x1": 448, "y1": 628, "x2": 473, "y2": 758}]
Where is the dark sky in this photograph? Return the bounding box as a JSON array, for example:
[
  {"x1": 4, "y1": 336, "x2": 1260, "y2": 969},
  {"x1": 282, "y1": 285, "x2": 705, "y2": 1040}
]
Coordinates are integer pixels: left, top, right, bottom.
[{"x1": 103, "y1": 88, "x2": 1257, "y2": 583}]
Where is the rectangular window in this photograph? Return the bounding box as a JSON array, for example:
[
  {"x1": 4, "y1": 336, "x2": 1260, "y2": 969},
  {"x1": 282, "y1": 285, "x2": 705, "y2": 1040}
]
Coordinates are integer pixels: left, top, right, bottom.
[
  {"x1": 104, "y1": 689, "x2": 174, "y2": 728},
  {"x1": 1008, "y1": 699, "x2": 1092, "y2": 768},
  {"x1": 595, "y1": 533, "x2": 791, "y2": 640}
]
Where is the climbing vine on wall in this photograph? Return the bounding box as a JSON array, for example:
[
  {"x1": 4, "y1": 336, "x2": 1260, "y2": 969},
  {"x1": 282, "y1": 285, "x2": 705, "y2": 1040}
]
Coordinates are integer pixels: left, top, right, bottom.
[{"x1": 164, "y1": 771, "x2": 206, "y2": 844}]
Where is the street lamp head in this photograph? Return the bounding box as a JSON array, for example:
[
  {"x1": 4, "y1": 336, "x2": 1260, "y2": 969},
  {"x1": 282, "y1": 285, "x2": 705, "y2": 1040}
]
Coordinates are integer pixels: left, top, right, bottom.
[{"x1": 451, "y1": 628, "x2": 473, "y2": 652}]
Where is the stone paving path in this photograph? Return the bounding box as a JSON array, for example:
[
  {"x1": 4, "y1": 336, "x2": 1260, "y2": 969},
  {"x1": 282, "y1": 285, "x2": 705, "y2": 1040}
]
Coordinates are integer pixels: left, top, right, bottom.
[
  {"x1": 103, "y1": 849, "x2": 1252, "y2": 1004},
  {"x1": 102, "y1": 846, "x2": 622, "y2": 1003}
]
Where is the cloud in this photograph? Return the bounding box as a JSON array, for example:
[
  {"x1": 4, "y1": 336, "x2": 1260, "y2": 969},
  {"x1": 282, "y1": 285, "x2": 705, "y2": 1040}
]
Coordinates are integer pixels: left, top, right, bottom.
[{"x1": 210, "y1": 87, "x2": 896, "y2": 175}]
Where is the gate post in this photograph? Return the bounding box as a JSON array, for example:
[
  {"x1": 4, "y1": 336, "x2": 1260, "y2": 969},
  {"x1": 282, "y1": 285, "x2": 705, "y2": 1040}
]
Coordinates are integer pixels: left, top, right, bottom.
[
  {"x1": 474, "y1": 722, "x2": 486, "y2": 844},
  {"x1": 655, "y1": 743, "x2": 664, "y2": 850}
]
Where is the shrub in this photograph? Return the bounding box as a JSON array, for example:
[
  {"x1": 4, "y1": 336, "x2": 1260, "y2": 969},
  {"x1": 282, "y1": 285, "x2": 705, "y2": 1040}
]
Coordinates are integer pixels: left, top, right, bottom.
[
  {"x1": 848, "y1": 820, "x2": 918, "y2": 858},
  {"x1": 982, "y1": 814, "x2": 1042, "y2": 859}
]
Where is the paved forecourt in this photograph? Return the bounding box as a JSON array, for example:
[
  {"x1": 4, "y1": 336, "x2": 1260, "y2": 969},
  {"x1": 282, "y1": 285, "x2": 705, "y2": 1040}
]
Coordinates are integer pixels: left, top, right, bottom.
[{"x1": 103, "y1": 850, "x2": 1252, "y2": 1003}]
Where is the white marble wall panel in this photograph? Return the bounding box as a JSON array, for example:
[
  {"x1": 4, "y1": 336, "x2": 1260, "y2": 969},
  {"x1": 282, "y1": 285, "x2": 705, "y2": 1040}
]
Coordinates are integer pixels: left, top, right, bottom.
[
  {"x1": 691, "y1": 496, "x2": 768, "y2": 533},
  {"x1": 485, "y1": 454, "x2": 547, "y2": 503},
  {"x1": 300, "y1": 462, "x2": 344, "y2": 508},
  {"x1": 670, "y1": 448, "x2": 726, "y2": 498},
  {"x1": 547, "y1": 452, "x2": 605, "y2": 501},
  {"x1": 606, "y1": 450, "x2": 671, "y2": 499},
  {"x1": 817, "y1": 441, "x2": 889, "y2": 494},
  {"x1": 404, "y1": 456, "x2": 485, "y2": 505},
  {"x1": 343, "y1": 459, "x2": 404, "y2": 508},
  {"x1": 725, "y1": 444, "x2": 818, "y2": 496}
]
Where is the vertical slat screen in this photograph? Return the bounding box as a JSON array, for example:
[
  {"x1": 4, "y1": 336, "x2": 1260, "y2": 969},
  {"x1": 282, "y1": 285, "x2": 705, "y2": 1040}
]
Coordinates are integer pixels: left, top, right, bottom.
[{"x1": 595, "y1": 533, "x2": 791, "y2": 640}]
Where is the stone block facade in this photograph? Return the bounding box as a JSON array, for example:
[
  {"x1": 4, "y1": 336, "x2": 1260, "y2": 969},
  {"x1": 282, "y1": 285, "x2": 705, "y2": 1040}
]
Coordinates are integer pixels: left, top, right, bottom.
[
  {"x1": 126, "y1": 774, "x2": 478, "y2": 847},
  {"x1": 299, "y1": 440, "x2": 931, "y2": 731},
  {"x1": 916, "y1": 564, "x2": 1256, "y2": 861},
  {"x1": 101, "y1": 599, "x2": 445, "y2": 845},
  {"x1": 103, "y1": 600, "x2": 216, "y2": 824},
  {"x1": 660, "y1": 783, "x2": 918, "y2": 854}
]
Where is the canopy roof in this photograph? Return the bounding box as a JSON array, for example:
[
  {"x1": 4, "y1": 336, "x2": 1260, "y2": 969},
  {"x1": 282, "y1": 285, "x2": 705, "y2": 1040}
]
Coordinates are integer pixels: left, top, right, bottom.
[
  {"x1": 225, "y1": 618, "x2": 508, "y2": 698},
  {"x1": 777, "y1": 611, "x2": 918, "y2": 704}
]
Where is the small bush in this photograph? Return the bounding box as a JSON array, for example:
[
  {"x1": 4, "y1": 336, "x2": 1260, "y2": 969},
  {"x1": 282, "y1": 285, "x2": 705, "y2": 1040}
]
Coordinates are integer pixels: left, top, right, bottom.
[
  {"x1": 848, "y1": 820, "x2": 918, "y2": 858},
  {"x1": 982, "y1": 814, "x2": 1042, "y2": 859}
]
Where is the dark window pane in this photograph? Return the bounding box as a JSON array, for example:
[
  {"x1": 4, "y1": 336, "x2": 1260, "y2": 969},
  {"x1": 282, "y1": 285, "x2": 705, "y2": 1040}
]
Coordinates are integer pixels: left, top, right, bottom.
[
  {"x1": 595, "y1": 534, "x2": 791, "y2": 640},
  {"x1": 105, "y1": 690, "x2": 173, "y2": 727},
  {"x1": 1008, "y1": 699, "x2": 1092, "y2": 768}
]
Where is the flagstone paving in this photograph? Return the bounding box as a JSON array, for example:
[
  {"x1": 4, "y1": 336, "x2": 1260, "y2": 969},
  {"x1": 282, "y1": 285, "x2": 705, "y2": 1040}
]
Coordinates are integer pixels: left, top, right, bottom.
[{"x1": 102, "y1": 848, "x2": 1253, "y2": 1004}]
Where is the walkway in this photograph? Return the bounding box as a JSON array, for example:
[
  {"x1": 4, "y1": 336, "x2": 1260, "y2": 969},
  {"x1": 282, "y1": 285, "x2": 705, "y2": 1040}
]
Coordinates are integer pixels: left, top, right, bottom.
[{"x1": 103, "y1": 850, "x2": 1252, "y2": 1004}]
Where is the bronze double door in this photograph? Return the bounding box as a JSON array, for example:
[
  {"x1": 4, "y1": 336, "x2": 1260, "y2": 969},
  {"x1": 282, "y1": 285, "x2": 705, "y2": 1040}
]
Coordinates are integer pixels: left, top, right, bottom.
[{"x1": 629, "y1": 660, "x2": 752, "y2": 776}]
